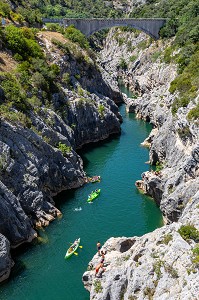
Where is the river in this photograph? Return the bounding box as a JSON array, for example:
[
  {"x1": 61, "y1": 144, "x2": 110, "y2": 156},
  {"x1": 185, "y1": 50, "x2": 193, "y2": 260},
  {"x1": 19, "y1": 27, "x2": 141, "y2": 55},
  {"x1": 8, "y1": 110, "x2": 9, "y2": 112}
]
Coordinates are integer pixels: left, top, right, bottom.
[{"x1": 0, "y1": 88, "x2": 162, "y2": 300}]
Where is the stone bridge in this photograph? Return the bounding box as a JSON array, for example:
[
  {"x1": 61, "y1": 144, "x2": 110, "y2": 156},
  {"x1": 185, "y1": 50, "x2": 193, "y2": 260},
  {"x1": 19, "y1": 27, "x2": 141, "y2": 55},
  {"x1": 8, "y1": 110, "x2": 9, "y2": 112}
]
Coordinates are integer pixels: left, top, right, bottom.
[{"x1": 43, "y1": 18, "x2": 166, "y2": 40}]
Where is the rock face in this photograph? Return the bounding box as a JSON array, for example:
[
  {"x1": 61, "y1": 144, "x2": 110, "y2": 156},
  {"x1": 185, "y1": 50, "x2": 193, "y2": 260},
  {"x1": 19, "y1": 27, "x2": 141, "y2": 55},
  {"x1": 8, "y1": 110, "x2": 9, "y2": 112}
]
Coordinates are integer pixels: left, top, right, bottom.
[
  {"x1": 83, "y1": 29, "x2": 199, "y2": 299},
  {"x1": 0, "y1": 31, "x2": 122, "y2": 281},
  {"x1": 112, "y1": 0, "x2": 146, "y2": 14},
  {"x1": 83, "y1": 195, "x2": 199, "y2": 300},
  {"x1": 100, "y1": 28, "x2": 199, "y2": 224},
  {"x1": 0, "y1": 234, "x2": 13, "y2": 281}
]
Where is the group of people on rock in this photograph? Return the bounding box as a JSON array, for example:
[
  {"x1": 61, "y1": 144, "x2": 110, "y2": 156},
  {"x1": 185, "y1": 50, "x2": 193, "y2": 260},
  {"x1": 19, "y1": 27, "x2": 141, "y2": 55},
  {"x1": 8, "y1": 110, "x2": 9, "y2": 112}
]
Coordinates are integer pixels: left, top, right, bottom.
[
  {"x1": 95, "y1": 241, "x2": 106, "y2": 277},
  {"x1": 84, "y1": 175, "x2": 101, "y2": 183}
]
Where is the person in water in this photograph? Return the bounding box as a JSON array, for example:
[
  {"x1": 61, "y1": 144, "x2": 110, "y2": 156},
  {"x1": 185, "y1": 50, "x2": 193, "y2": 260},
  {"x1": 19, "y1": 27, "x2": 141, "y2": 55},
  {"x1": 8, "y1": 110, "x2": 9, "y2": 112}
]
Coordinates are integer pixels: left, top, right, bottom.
[{"x1": 97, "y1": 241, "x2": 101, "y2": 255}]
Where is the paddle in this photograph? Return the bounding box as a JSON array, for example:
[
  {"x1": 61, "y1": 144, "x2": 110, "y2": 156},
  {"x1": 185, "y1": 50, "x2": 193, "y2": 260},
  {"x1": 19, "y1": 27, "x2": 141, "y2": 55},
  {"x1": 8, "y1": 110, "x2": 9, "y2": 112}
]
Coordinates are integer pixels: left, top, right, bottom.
[{"x1": 74, "y1": 252, "x2": 78, "y2": 255}]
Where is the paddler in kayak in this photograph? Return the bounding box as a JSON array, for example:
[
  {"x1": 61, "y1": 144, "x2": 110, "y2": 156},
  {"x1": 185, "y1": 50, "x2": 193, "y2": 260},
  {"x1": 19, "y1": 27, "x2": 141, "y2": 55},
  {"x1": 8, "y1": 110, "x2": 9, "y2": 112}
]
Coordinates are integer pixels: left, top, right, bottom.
[{"x1": 69, "y1": 239, "x2": 79, "y2": 252}]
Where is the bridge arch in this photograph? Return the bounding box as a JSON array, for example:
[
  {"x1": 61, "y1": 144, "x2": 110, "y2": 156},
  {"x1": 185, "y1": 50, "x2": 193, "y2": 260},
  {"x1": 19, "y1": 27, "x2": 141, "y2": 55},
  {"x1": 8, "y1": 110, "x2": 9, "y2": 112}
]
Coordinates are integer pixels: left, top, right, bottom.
[
  {"x1": 63, "y1": 18, "x2": 166, "y2": 40},
  {"x1": 43, "y1": 18, "x2": 167, "y2": 40},
  {"x1": 88, "y1": 23, "x2": 157, "y2": 39}
]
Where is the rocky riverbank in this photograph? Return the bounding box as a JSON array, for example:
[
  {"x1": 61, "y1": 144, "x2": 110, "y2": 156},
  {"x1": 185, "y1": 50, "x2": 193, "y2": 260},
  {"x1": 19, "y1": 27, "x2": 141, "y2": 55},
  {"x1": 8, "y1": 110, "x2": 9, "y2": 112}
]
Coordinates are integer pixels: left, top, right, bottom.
[
  {"x1": 83, "y1": 29, "x2": 199, "y2": 299},
  {"x1": 0, "y1": 31, "x2": 123, "y2": 281}
]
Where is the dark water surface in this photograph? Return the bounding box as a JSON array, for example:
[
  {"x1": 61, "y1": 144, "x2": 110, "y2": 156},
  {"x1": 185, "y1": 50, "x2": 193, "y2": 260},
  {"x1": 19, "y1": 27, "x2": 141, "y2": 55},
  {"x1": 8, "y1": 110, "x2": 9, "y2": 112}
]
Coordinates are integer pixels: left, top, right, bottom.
[{"x1": 0, "y1": 100, "x2": 162, "y2": 300}]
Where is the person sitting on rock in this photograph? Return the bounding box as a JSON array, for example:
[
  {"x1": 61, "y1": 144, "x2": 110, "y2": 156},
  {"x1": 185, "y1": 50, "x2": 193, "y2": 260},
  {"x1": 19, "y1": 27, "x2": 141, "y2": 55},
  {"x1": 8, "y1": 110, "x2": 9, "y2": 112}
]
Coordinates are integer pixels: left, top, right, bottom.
[
  {"x1": 97, "y1": 241, "x2": 101, "y2": 255},
  {"x1": 100, "y1": 250, "x2": 106, "y2": 263},
  {"x1": 95, "y1": 262, "x2": 105, "y2": 277}
]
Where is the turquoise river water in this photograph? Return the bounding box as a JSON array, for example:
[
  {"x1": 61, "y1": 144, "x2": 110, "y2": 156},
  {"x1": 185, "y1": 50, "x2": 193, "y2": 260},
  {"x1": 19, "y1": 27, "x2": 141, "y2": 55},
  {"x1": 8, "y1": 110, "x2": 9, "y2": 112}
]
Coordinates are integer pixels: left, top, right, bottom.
[{"x1": 0, "y1": 91, "x2": 163, "y2": 300}]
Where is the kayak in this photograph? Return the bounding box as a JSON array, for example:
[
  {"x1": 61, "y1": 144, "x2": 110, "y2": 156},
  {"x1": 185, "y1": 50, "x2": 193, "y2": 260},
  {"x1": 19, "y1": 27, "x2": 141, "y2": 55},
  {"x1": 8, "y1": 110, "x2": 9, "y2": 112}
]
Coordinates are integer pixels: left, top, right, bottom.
[
  {"x1": 65, "y1": 238, "x2": 80, "y2": 259},
  {"x1": 87, "y1": 189, "x2": 101, "y2": 202}
]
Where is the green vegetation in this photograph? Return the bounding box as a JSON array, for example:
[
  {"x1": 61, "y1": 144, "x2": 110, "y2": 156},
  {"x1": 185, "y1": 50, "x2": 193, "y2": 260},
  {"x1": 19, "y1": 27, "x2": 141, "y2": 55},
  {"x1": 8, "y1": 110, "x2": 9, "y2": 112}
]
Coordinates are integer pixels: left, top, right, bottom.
[
  {"x1": 137, "y1": 40, "x2": 148, "y2": 50},
  {"x1": 123, "y1": 255, "x2": 130, "y2": 261},
  {"x1": 0, "y1": 153, "x2": 7, "y2": 172},
  {"x1": 0, "y1": 0, "x2": 122, "y2": 24},
  {"x1": 161, "y1": 234, "x2": 173, "y2": 245},
  {"x1": 64, "y1": 25, "x2": 89, "y2": 49},
  {"x1": 0, "y1": 24, "x2": 71, "y2": 126},
  {"x1": 0, "y1": 0, "x2": 198, "y2": 129},
  {"x1": 178, "y1": 225, "x2": 199, "y2": 242},
  {"x1": 57, "y1": 142, "x2": 71, "y2": 156},
  {"x1": 177, "y1": 125, "x2": 191, "y2": 141},
  {"x1": 94, "y1": 280, "x2": 103, "y2": 293},
  {"x1": 62, "y1": 72, "x2": 71, "y2": 86},
  {"x1": 153, "y1": 260, "x2": 178, "y2": 280},
  {"x1": 0, "y1": 104, "x2": 31, "y2": 126},
  {"x1": 130, "y1": 0, "x2": 199, "y2": 114},
  {"x1": 153, "y1": 260, "x2": 163, "y2": 279},
  {"x1": 0, "y1": 0, "x2": 24, "y2": 23},
  {"x1": 77, "y1": 86, "x2": 84, "y2": 96},
  {"x1": 0, "y1": 72, "x2": 29, "y2": 112},
  {"x1": 192, "y1": 246, "x2": 199, "y2": 267},
  {"x1": 143, "y1": 287, "x2": 155, "y2": 299},
  {"x1": 151, "y1": 51, "x2": 161, "y2": 62},
  {"x1": 155, "y1": 161, "x2": 163, "y2": 172},
  {"x1": 119, "y1": 58, "x2": 128, "y2": 70},
  {"x1": 51, "y1": 37, "x2": 92, "y2": 64},
  {"x1": 4, "y1": 25, "x2": 43, "y2": 60},
  {"x1": 187, "y1": 103, "x2": 199, "y2": 121},
  {"x1": 129, "y1": 55, "x2": 137, "y2": 62},
  {"x1": 98, "y1": 104, "x2": 105, "y2": 118}
]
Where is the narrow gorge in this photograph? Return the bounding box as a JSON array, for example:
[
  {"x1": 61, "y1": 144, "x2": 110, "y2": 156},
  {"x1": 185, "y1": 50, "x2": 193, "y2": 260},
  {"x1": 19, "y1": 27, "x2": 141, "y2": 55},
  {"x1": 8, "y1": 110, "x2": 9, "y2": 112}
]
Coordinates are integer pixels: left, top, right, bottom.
[{"x1": 0, "y1": 0, "x2": 198, "y2": 299}]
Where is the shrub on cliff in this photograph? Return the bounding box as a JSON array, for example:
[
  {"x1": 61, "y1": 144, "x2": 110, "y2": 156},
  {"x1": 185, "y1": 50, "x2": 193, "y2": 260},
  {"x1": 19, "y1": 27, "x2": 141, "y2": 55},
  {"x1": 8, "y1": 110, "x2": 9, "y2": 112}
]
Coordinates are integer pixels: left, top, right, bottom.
[
  {"x1": 119, "y1": 58, "x2": 127, "y2": 70},
  {"x1": 187, "y1": 103, "x2": 199, "y2": 121},
  {"x1": 178, "y1": 225, "x2": 199, "y2": 242},
  {"x1": 170, "y1": 50, "x2": 199, "y2": 114},
  {"x1": 4, "y1": 25, "x2": 43, "y2": 60},
  {"x1": 57, "y1": 142, "x2": 72, "y2": 156},
  {"x1": 0, "y1": 0, "x2": 11, "y2": 18},
  {"x1": 0, "y1": 73, "x2": 30, "y2": 112},
  {"x1": 64, "y1": 25, "x2": 89, "y2": 49}
]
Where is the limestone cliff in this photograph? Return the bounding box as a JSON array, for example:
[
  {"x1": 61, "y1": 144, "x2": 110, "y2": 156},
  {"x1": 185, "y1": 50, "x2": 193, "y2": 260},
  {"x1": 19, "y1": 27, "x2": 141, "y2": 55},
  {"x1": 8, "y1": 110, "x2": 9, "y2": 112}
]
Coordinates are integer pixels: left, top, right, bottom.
[{"x1": 83, "y1": 29, "x2": 199, "y2": 299}]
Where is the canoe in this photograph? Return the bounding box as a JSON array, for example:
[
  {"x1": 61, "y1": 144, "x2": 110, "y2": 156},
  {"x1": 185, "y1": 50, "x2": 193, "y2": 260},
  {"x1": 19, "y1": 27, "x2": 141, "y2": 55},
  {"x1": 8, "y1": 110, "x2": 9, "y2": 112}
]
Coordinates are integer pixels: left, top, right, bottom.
[
  {"x1": 87, "y1": 189, "x2": 101, "y2": 202},
  {"x1": 65, "y1": 238, "x2": 80, "y2": 259}
]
